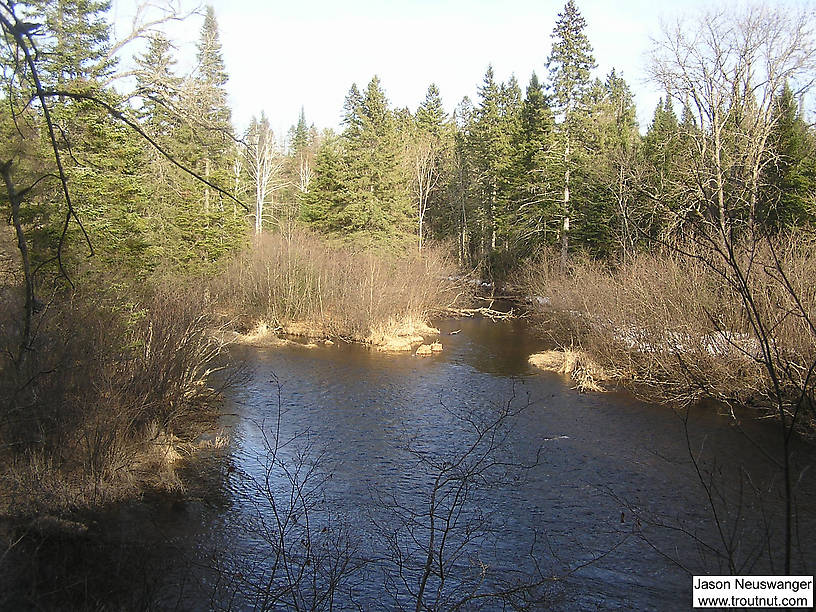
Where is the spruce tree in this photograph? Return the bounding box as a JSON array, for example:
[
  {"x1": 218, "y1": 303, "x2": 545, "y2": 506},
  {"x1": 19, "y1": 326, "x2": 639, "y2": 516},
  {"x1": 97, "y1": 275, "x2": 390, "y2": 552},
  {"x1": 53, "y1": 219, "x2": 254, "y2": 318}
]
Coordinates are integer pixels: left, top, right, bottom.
[
  {"x1": 547, "y1": 0, "x2": 595, "y2": 268},
  {"x1": 135, "y1": 33, "x2": 179, "y2": 134},
  {"x1": 467, "y1": 66, "x2": 511, "y2": 257},
  {"x1": 292, "y1": 107, "x2": 310, "y2": 156},
  {"x1": 25, "y1": 0, "x2": 114, "y2": 88},
  {"x1": 192, "y1": 5, "x2": 233, "y2": 215},
  {"x1": 416, "y1": 84, "x2": 446, "y2": 135},
  {"x1": 761, "y1": 83, "x2": 816, "y2": 228},
  {"x1": 514, "y1": 72, "x2": 556, "y2": 253},
  {"x1": 577, "y1": 69, "x2": 639, "y2": 258},
  {"x1": 642, "y1": 97, "x2": 680, "y2": 238},
  {"x1": 306, "y1": 77, "x2": 412, "y2": 246}
]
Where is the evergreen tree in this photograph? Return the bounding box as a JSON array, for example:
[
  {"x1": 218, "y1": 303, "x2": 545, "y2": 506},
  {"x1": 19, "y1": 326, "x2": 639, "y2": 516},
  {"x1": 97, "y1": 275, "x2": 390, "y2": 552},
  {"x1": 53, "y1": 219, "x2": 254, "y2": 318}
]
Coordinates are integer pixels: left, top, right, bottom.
[
  {"x1": 416, "y1": 83, "x2": 447, "y2": 135},
  {"x1": 292, "y1": 107, "x2": 310, "y2": 156},
  {"x1": 761, "y1": 83, "x2": 816, "y2": 228},
  {"x1": 547, "y1": 0, "x2": 595, "y2": 268},
  {"x1": 285, "y1": 107, "x2": 317, "y2": 213},
  {"x1": 467, "y1": 66, "x2": 519, "y2": 259},
  {"x1": 135, "y1": 33, "x2": 180, "y2": 138},
  {"x1": 192, "y1": 5, "x2": 233, "y2": 214},
  {"x1": 25, "y1": 0, "x2": 114, "y2": 88},
  {"x1": 342, "y1": 83, "x2": 364, "y2": 138},
  {"x1": 305, "y1": 77, "x2": 412, "y2": 246},
  {"x1": 513, "y1": 72, "x2": 556, "y2": 254},
  {"x1": 577, "y1": 69, "x2": 639, "y2": 258},
  {"x1": 642, "y1": 96, "x2": 680, "y2": 238},
  {"x1": 301, "y1": 134, "x2": 346, "y2": 231},
  {"x1": 411, "y1": 84, "x2": 450, "y2": 250}
]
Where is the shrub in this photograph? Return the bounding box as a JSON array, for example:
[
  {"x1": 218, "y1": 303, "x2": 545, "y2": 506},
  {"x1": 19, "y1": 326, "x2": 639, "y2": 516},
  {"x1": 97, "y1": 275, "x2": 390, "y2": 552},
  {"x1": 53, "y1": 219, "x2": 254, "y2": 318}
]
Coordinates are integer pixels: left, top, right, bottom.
[
  {"x1": 0, "y1": 281, "x2": 226, "y2": 516},
  {"x1": 521, "y1": 234, "x2": 816, "y2": 423},
  {"x1": 212, "y1": 228, "x2": 460, "y2": 342}
]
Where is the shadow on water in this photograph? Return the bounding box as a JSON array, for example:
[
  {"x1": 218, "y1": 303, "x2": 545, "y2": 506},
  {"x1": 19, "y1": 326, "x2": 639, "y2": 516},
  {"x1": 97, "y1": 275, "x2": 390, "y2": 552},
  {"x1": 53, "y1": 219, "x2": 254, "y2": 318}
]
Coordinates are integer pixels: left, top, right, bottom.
[{"x1": 5, "y1": 316, "x2": 813, "y2": 609}]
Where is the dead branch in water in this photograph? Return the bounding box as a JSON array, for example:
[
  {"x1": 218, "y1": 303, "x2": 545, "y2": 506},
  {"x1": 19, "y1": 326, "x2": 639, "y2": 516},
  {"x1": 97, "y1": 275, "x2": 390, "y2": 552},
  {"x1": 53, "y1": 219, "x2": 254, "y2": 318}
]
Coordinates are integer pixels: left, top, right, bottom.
[{"x1": 445, "y1": 307, "x2": 517, "y2": 320}]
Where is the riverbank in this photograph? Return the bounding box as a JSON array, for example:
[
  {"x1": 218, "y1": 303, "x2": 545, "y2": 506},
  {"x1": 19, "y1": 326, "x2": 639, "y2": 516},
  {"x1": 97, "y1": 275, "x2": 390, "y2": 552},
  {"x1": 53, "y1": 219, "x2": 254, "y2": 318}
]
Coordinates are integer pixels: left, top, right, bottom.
[
  {"x1": 518, "y1": 241, "x2": 816, "y2": 432},
  {"x1": 0, "y1": 230, "x2": 464, "y2": 534}
]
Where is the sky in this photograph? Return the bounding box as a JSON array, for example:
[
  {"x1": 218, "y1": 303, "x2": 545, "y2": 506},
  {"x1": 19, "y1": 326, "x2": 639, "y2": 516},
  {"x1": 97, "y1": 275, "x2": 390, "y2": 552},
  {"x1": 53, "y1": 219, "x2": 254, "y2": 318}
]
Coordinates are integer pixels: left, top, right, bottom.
[{"x1": 110, "y1": 0, "x2": 805, "y2": 138}]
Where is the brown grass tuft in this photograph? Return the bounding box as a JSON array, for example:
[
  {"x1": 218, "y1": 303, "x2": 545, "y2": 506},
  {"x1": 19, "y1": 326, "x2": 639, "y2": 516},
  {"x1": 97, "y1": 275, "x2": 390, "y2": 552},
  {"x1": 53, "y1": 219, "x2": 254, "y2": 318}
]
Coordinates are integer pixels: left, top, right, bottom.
[{"x1": 529, "y1": 349, "x2": 609, "y2": 392}]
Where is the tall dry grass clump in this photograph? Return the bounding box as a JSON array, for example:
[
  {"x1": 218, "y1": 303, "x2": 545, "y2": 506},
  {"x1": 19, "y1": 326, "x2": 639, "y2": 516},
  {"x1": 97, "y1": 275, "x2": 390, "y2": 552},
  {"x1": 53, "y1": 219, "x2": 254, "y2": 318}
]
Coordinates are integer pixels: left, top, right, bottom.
[
  {"x1": 522, "y1": 235, "x2": 816, "y2": 422},
  {"x1": 0, "y1": 281, "x2": 227, "y2": 517},
  {"x1": 213, "y1": 229, "x2": 460, "y2": 345}
]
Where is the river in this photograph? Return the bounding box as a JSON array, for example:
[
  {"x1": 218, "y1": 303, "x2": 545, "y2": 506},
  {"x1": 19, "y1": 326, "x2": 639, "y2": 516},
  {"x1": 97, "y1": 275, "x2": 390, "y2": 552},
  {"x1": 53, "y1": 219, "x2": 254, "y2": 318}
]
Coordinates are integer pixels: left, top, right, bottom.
[{"x1": 152, "y1": 315, "x2": 814, "y2": 610}]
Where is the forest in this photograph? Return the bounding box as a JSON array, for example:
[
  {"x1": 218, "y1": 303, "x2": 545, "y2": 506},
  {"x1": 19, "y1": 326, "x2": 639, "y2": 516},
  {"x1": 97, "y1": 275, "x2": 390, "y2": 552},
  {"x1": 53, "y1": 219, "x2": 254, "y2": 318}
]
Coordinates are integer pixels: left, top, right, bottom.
[{"x1": 1, "y1": 0, "x2": 815, "y2": 608}]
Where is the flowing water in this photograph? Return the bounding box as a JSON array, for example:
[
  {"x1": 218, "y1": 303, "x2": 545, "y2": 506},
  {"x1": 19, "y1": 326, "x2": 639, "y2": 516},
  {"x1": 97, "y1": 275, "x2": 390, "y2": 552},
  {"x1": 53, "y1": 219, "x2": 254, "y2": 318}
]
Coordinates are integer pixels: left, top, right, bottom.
[{"x1": 156, "y1": 316, "x2": 814, "y2": 610}]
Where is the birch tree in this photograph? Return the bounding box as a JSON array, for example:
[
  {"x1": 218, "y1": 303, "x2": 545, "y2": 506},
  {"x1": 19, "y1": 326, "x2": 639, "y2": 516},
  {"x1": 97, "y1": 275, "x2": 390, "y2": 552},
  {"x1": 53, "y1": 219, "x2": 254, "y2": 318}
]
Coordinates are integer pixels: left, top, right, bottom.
[
  {"x1": 410, "y1": 135, "x2": 443, "y2": 251},
  {"x1": 245, "y1": 114, "x2": 284, "y2": 235}
]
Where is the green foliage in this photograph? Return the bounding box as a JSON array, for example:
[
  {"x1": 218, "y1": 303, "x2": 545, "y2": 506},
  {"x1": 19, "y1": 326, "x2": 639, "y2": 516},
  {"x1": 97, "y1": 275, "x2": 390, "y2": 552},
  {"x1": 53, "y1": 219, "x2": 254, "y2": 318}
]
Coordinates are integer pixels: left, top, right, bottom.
[
  {"x1": 760, "y1": 83, "x2": 816, "y2": 228},
  {"x1": 23, "y1": 0, "x2": 114, "y2": 86},
  {"x1": 547, "y1": 0, "x2": 596, "y2": 115},
  {"x1": 512, "y1": 72, "x2": 557, "y2": 254},
  {"x1": 417, "y1": 83, "x2": 446, "y2": 135},
  {"x1": 304, "y1": 77, "x2": 413, "y2": 247},
  {"x1": 466, "y1": 66, "x2": 522, "y2": 258}
]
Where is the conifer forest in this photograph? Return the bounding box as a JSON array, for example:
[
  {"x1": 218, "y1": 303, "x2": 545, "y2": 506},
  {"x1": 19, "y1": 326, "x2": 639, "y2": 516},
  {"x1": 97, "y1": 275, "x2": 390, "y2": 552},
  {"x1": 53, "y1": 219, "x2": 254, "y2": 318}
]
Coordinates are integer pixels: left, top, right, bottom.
[{"x1": 1, "y1": 0, "x2": 815, "y2": 609}]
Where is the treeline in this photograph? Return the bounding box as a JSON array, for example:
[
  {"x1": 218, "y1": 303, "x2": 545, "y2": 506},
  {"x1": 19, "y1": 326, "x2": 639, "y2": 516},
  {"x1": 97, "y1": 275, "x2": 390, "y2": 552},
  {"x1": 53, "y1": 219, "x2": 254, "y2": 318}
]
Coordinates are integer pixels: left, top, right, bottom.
[
  {"x1": 6, "y1": 0, "x2": 812, "y2": 286},
  {"x1": 293, "y1": 1, "x2": 816, "y2": 277}
]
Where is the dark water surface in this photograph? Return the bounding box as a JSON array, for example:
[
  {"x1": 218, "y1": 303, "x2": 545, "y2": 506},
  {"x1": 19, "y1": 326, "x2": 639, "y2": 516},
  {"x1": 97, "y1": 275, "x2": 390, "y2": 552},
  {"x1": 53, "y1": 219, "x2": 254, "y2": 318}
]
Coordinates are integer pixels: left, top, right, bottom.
[{"x1": 167, "y1": 316, "x2": 814, "y2": 610}]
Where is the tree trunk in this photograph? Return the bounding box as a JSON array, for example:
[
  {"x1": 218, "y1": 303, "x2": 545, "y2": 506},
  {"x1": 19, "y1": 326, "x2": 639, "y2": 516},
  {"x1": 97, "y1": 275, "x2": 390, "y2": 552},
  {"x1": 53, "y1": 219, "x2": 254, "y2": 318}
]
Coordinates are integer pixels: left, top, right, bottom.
[
  {"x1": 1, "y1": 161, "x2": 33, "y2": 364},
  {"x1": 561, "y1": 136, "x2": 571, "y2": 272},
  {"x1": 204, "y1": 157, "x2": 211, "y2": 215}
]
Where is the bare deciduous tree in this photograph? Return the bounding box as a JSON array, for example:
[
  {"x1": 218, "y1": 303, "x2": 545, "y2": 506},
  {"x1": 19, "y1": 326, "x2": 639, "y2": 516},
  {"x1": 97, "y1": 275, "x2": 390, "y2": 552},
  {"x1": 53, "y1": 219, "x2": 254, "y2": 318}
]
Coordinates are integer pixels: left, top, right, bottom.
[
  {"x1": 409, "y1": 135, "x2": 444, "y2": 252},
  {"x1": 245, "y1": 117, "x2": 285, "y2": 235},
  {"x1": 649, "y1": 3, "x2": 816, "y2": 575}
]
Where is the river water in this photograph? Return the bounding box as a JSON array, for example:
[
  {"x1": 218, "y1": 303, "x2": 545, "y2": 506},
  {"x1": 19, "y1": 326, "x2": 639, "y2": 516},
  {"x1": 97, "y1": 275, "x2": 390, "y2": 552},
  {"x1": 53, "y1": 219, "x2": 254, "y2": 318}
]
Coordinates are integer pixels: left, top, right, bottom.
[{"x1": 161, "y1": 315, "x2": 814, "y2": 610}]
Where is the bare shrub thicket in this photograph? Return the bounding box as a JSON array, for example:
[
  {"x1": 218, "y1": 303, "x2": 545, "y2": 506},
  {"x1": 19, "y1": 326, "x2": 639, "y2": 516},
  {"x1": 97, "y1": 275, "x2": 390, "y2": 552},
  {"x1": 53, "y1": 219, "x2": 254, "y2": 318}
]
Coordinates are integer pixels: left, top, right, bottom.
[
  {"x1": 522, "y1": 235, "x2": 816, "y2": 422},
  {"x1": 213, "y1": 229, "x2": 460, "y2": 342},
  {"x1": 0, "y1": 282, "x2": 228, "y2": 516}
]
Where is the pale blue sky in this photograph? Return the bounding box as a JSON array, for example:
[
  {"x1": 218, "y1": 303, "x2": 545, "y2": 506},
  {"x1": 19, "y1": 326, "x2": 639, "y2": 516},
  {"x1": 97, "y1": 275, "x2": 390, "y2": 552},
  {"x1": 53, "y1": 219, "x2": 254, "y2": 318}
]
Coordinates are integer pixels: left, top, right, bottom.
[{"x1": 111, "y1": 0, "x2": 806, "y2": 138}]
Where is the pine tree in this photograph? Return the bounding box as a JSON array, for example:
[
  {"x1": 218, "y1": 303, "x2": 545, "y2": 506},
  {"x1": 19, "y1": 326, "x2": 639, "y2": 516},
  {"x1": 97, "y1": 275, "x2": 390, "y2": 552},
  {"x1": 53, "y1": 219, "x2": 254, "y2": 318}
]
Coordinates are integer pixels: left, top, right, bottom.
[
  {"x1": 14, "y1": 0, "x2": 155, "y2": 273},
  {"x1": 547, "y1": 0, "x2": 595, "y2": 268},
  {"x1": 416, "y1": 84, "x2": 446, "y2": 135},
  {"x1": 306, "y1": 77, "x2": 412, "y2": 246},
  {"x1": 192, "y1": 5, "x2": 233, "y2": 215},
  {"x1": 642, "y1": 96, "x2": 680, "y2": 238},
  {"x1": 135, "y1": 33, "x2": 180, "y2": 138},
  {"x1": 578, "y1": 69, "x2": 639, "y2": 258},
  {"x1": 467, "y1": 66, "x2": 517, "y2": 258},
  {"x1": 292, "y1": 107, "x2": 310, "y2": 156},
  {"x1": 301, "y1": 134, "x2": 346, "y2": 231},
  {"x1": 342, "y1": 83, "x2": 364, "y2": 139}
]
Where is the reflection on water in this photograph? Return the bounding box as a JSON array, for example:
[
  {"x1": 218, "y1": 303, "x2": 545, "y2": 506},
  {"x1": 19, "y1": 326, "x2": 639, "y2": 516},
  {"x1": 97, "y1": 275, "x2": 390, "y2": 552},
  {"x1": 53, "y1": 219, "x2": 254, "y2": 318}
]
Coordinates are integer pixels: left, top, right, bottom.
[{"x1": 173, "y1": 316, "x2": 814, "y2": 610}]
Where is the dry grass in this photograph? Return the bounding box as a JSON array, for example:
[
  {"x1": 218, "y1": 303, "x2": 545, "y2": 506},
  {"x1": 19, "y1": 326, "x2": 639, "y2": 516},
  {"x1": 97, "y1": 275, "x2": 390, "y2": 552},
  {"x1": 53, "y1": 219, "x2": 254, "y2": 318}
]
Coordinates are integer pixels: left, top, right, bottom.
[
  {"x1": 521, "y1": 234, "x2": 816, "y2": 419},
  {"x1": 529, "y1": 349, "x2": 609, "y2": 392},
  {"x1": 213, "y1": 229, "x2": 460, "y2": 347},
  {"x1": 0, "y1": 281, "x2": 229, "y2": 518}
]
